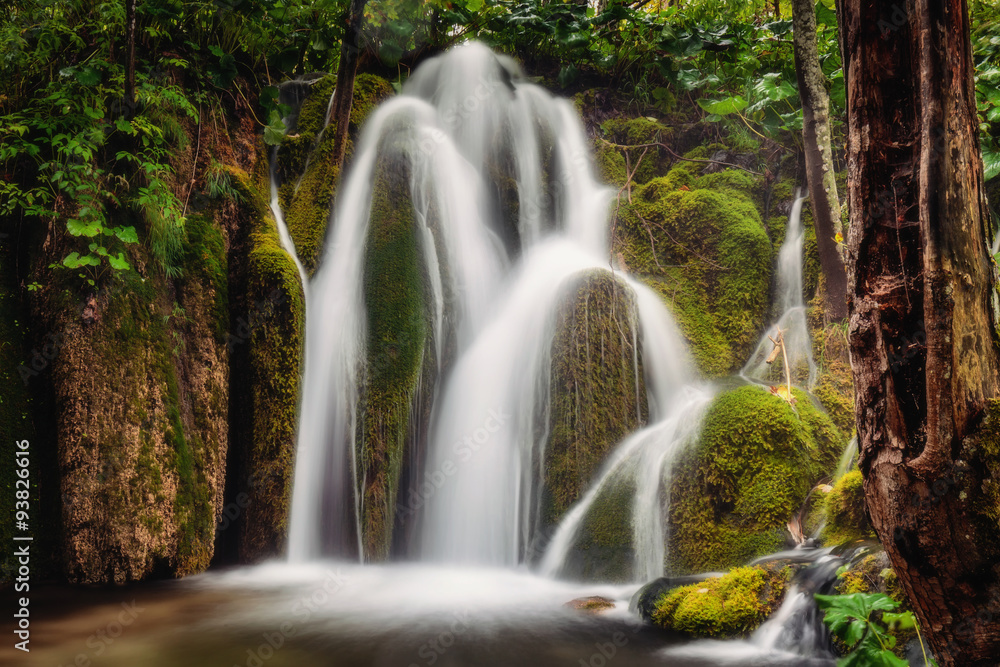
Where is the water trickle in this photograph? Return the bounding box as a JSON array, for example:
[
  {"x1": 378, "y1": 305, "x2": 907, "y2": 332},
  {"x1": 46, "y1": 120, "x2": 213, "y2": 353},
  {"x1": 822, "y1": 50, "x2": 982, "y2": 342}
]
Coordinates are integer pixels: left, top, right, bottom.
[{"x1": 742, "y1": 191, "x2": 818, "y2": 390}]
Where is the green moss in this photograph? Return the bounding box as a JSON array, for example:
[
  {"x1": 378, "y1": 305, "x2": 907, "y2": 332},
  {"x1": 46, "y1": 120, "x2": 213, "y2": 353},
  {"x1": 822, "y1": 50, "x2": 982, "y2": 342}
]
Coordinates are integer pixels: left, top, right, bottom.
[
  {"x1": 822, "y1": 470, "x2": 875, "y2": 546},
  {"x1": 599, "y1": 117, "x2": 673, "y2": 185},
  {"x1": 651, "y1": 565, "x2": 788, "y2": 638},
  {"x1": 283, "y1": 74, "x2": 395, "y2": 274},
  {"x1": 594, "y1": 141, "x2": 627, "y2": 188},
  {"x1": 544, "y1": 270, "x2": 648, "y2": 525},
  {"x1": 233, "y1": 156, "x2": 306, "y2": 561},
  {"x1": 615, "y1": 168, "x2": 771, "y2": 377},
  {"x1": 359, "y1": 154, "x2": 430, "y2": 561},
  {"x1": 182, "y1": 214, "x2": 228, "y2": 344},
  {"x1": 668, "y1": 384, "x2": 844, "y2": 573},
  {"x1": 564, "y1": 476, "x2": 637, "y2": 583}
]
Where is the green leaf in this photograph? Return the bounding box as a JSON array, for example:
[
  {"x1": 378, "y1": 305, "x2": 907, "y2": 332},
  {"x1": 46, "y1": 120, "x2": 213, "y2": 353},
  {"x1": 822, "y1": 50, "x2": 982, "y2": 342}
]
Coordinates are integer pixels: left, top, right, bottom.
[
  {"x1": 697, "y1": 95, "x2": 747, "y2": 115},
  {"x1": 815, "y1": 0, "x2": 838, "y2": 27},
  {"x1": 66, "y1": 218, "x2": 102, "y2": 237},
  {"x1": 882, "y1": 610, "x2": 916, "y2": 631},
  {"x1": 108, "y1": 253, "x2": 131, "y2": 271},
  {"x1": 986, "y1": 147, "x2": 1000, "y2": 180},
  {"x1": 114, "y1": 226, "x2": 139, "y2": 244}
]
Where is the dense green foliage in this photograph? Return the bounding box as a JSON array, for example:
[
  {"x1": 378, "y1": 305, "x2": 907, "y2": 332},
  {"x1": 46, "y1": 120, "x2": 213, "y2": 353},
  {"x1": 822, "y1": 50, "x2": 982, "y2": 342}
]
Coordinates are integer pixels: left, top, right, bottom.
[{"x1": 816, "y1": 591, "x2": 931, "y2": 667}]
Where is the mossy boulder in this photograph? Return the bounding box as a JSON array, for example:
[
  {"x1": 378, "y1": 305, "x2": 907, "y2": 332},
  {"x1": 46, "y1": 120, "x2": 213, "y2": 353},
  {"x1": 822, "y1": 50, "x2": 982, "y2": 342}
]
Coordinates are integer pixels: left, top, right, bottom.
[
  {"x1": 822, "y1": 470, "x2": 875, "y2": 546},
  {"x1": 668, "y1": 384, "x2": 844, "y2": 573},
  {"x1": 280, "y1": 73, "x2": 395, "y2": 274},
  {"x1": 216, "y1": 160, "x2": 305, "y2": 564},
  {"x1": 615, "y1": 159, "x2": 772, "y2": 377},
  {"x1": 544, "y1": 269, "x2": 648, "y2": 526},
  {"x1": 358, "y1": 151, "x2": 436, "y2": 561},
  {"x1": 651, "y1": 565, "x2": 789, "y2": 638}
]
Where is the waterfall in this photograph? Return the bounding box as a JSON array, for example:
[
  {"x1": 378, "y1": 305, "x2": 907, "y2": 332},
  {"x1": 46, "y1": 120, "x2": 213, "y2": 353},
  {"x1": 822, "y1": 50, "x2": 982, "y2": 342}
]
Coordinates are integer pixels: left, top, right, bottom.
[
  {"x1": 286, "y1": 42, "x2": 627, "y2": 562},
  {"x1": 742, "y1": 191, "x2": 818, "y2": 389}
]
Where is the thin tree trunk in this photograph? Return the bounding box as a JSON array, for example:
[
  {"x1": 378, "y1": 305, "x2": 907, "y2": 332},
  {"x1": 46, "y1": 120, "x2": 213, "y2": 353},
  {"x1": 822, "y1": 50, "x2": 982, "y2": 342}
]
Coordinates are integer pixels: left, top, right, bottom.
[
  {"x1": 792, "y1": 0, "x2": 847, "y2": 319},
  {"x1": 124, "y1": 0, "x2": 136, "y2": 119},
  {"x1": 327, "y1": 0, "x2": 368, "y2": 170},
  {"x1": 840, "y1": 0, "x2": 1000, "y2": 663}
]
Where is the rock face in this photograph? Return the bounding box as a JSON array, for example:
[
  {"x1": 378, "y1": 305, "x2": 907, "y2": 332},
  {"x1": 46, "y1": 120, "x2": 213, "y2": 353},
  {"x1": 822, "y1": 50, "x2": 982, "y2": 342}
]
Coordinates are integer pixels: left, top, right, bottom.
[
  {"x1": 38, "y1": 217, "x2": 230, "y2": 583},
  {"x1": 220, "y1": 161, "x2": 304, "y2": 564},
  {"x1": 668, "y1": 384, "x2": 843, "y2": 573}
]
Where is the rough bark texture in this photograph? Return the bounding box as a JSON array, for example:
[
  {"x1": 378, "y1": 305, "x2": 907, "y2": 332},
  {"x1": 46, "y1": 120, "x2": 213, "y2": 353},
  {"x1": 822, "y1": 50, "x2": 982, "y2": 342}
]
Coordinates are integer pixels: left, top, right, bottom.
[
  {"x1": 840, "y1": 0, "x2": 1000, "y2": 662},
  {"x1": 792, "y1": 0, "x2": 847, "y2": 319},
  {"x1": 124, "y1": 0, "x2": 136, "y2": 117},
  {"x1": 327, "y1": 0, "x2": 368, "y2": 171}
]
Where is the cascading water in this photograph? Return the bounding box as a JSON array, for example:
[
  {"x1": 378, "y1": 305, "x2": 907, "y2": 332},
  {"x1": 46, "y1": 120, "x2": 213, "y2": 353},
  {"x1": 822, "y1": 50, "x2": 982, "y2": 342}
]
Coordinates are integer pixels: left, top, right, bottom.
[
  {"x1": 286, "y1": 41, "x2": 712, "y2": 571},
  {"x1": 742, "y1": 190, "x2": 818, "y2": 389}
]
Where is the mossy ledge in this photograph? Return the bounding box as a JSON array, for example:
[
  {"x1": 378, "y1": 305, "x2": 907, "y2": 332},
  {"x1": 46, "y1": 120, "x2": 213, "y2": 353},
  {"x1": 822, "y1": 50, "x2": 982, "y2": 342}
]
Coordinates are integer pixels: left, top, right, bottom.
[
  {"x1": 668, "y1": 384, "x2": 844, "y2": 573},
  {"x1": 281, "y1": 73, "x2": 395, "y2": 274}
]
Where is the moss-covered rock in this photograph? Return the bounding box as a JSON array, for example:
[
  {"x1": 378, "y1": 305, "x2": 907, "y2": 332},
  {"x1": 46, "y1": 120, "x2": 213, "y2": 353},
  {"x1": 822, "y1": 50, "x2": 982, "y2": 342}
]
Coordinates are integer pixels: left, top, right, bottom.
[
  {"x1": 599, "y1": 117, "x2": 673, "y2": 185},
  {"x1": 558, "y1": 476, "x2": 637, "y2": 583},
  {"x1": 215, "y1": 160, "x2": 304, "y2": 565},
  {"x1": 668, "y1": 384, "x2": 844, "y2": 573},
  {"x1": 358, "y1": 152, "x2": 435, "y2": 561},
  {"x1": 614, "y1": 160, "x2": 772, "y2": 377},
  {"x1": 821, "y1": 470, "x2": 875, "y2": 546},
  {"x1": 281, "y1": 73, "x2": 394, "y2": 274},
  {"x1": 544, "y1": 269, "x2": 648, "y2": 525},
  {"x1": 651, "y1": 565, "x2": 789, "y2": 638}
]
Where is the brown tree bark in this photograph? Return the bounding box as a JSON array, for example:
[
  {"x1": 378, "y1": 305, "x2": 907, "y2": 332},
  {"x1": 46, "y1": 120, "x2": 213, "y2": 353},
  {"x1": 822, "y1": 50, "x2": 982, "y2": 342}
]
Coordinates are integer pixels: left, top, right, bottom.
[
  {"x1": 840, "y1": 0, "x2": 1000, "y2": 663},
  {"x1": 792, "y1": 0, "x2": 847, "y2": 319},
  {"x1": 124, "y1": 0, "x2": 136, "y2": 119},
  {"x1": 327, "y1": 0, "x2": 368, "y2": 170}
]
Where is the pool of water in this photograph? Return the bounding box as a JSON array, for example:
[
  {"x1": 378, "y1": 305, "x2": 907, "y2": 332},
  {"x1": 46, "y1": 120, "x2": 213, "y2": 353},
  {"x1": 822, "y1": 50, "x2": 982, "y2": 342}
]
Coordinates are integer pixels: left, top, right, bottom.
[{"x1": 7, "y1": 562, "x2": 835, "y2": 667}]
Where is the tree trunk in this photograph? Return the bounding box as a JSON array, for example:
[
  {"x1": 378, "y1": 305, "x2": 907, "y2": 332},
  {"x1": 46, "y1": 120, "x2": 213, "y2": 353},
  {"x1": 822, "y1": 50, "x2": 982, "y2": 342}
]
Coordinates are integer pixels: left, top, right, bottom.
[
  {"x1": 327, "y1": 0, "x2": 368, "y2": 170},
  {"x1": 840, "y1": 0, "x2": 1000, "y2": 663},
  {"x1": 124, "y1": 0, "x2": 136, "y2": 119},
  {"x1": 792, "y1": 0, "x2": 847, "y2": 319}
]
